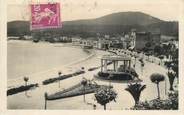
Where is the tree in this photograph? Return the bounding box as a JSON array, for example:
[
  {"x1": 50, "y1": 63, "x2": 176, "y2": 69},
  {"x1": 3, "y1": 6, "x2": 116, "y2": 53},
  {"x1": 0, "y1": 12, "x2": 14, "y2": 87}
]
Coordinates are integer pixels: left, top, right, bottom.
[
  {"x1": 95, "y1": 87, "x2": 117, "y2": 110},
  {"x1": 23, "y1": 76, "x2": 29, "y2": 96},
  {"x1": 167, "y1": 72, "x2": 175, "y2": 91},
  {"x1": 145, "y1": 42, "x2": 152, "y2": 48},
  {"x1": 81, "y1": 78, "x2": 88, "y2": 102},
  {"x1": 172, "y1": 64, "x2": 178, "y2": 79},
  {"x1": 24, "y1": 76, "x2": 29, "y2": 86},
  {"x1": 164, "y1": 61, "x2": 172, "y2": 72},
  {"x1": 154, "y1": 45, "x2": 162, "y2": 56},
  {"x1": 150, "y1": 73, "x2": 165, "y2": 99},
  {"x1": 125, "y1": 83, "x2": 146, "y2": 106}
]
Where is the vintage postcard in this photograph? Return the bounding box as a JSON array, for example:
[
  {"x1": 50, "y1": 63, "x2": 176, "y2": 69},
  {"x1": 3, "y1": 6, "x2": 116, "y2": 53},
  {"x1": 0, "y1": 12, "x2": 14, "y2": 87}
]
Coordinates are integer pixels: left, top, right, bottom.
[{"x1": 0, "y1": 0, "x2": 184, "y2": 114}]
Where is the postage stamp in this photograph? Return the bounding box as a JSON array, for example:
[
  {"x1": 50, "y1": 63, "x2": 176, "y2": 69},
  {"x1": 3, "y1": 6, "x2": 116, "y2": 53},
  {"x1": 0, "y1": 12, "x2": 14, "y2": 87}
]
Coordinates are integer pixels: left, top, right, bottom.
[{"x1": 30, "y1": 3, "x2": 61, "y2": 30}]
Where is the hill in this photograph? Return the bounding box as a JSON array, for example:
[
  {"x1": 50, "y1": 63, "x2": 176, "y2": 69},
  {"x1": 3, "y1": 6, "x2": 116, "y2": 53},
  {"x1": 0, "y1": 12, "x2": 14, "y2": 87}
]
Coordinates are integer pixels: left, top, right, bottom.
[
  {"x1": 7, "y1": 12, "x2": 178, "y2": 37},
  {"x1": 63, "y1": 12, "x2": 162, "y2": 26}
]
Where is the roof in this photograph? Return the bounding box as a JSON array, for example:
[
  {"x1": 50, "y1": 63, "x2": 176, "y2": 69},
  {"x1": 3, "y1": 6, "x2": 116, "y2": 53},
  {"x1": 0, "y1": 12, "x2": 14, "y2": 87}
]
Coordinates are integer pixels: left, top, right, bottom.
[{"x1": 101, "y1": 55, "x2": 131, "y2": 61}]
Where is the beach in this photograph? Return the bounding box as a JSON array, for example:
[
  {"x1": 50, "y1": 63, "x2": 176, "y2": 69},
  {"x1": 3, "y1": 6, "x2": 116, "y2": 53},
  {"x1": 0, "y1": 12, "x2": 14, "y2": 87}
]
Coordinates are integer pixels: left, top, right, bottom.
[
  {"x1": 7, "y1": 40, "x2": 93, "y2": 87},
  {"x1": 7, "y1": 40, "x2": 175, "y2": 110}
]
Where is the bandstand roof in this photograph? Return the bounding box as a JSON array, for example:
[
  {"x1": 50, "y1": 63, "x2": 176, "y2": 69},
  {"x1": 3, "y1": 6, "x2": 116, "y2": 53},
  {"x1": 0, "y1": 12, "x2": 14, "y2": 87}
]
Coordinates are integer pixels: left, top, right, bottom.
[{"x1": 101, "y1": 55, "x2": 131, "y2": 61}]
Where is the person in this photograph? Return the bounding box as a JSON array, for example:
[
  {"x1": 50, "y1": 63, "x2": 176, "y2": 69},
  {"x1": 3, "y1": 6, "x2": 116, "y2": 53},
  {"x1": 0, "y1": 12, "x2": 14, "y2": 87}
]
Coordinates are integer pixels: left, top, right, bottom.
[{"x1": 93, "y1": 104, "x2": 96, "y2": 110}]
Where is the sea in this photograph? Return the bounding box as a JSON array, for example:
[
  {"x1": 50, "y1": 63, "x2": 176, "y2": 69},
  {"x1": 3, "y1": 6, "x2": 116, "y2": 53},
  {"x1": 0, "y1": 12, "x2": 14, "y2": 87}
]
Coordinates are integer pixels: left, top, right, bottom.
[{"x1": 7, "y1": 40, "x2": 89, "y2": 80}]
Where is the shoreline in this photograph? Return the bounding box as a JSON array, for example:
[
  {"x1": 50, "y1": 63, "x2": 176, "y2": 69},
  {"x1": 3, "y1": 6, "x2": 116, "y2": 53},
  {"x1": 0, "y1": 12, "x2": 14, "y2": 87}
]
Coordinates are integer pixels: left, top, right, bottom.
[{"x1": 8, "y1": 41, "x2": 96, "y2": 87}]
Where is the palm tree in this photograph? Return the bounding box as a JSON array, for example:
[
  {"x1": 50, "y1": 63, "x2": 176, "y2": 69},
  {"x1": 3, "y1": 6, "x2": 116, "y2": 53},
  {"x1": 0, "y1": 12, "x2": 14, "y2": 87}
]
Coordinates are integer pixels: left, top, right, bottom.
[
  {"x1": 81, "y1": 78, "x2": 88, "y2": 102},
  {"x1": 95, "y1": 87, "x2": 117, "y2": 110},
  {"x1": 150, "y1": 73, "x2": 165, "y2": 99},
  {"x1": 125, "y1": 83, "x2": 146, "y2": 106},
  {"x1": 172, "y1": 64, "x2": 178, "y2": 83},
  {"x1": 58, "y1": 71, "x2": 62, "y2": 88}
]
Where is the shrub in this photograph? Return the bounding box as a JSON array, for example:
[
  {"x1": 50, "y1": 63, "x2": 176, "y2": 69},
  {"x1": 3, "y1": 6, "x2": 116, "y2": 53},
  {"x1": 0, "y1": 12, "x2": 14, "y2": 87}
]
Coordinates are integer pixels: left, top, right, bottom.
[
  {"x1": 7, "y1": 83, "x2": 39, "y2": 96},
  {"x1": 42, "y1": 70, "x2": 85, "y2": 85},
  {"x1": 88, "y1": 67, "x2": 99, "y2": 71},
  {"x1": 131, "y1": 91, "x2": 178, "y2": 110}
]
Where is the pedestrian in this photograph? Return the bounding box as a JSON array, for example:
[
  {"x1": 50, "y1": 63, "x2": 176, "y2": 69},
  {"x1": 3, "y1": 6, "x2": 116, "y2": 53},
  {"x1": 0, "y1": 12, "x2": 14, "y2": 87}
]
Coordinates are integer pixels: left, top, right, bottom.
[{"x1": 93, "y1": 104, "x2": 96, "y2": 110}]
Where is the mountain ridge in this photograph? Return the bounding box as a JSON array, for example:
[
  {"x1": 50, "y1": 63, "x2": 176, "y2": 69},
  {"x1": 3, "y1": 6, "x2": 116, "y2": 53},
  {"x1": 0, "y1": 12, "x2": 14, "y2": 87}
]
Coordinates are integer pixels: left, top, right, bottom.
[{"x1": 7, "y1": 12, "x2": 178, "y2": 37}]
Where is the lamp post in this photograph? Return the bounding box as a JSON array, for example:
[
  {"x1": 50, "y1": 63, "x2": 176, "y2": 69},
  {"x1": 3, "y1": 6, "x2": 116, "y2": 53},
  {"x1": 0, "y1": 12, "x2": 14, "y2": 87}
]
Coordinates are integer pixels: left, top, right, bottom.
[
  {"x1": 108, "y1": 74, "x2": 113, "y2": 88},
  {"x1": 44, "y1": 92, "x2": 48, "y2": 110},
  {"x1": 58, "y1": 71, "x2": 62, "y2": 88},
  {"x1": 23, "y1": 76, "x2": 29, "y2": 96},
  {"x1": 81, "y1": 78, "x2": 87, "y2": 102},
  {"x1": 81, "y1": 67, "x2": 85, "y2": 78}
]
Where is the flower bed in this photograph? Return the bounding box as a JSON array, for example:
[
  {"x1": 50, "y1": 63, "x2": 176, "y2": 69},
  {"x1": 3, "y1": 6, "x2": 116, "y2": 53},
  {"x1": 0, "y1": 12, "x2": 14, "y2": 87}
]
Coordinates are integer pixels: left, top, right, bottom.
[
  {"x1": 7, "y1": 83, "x2": 39, "y2": 96},
  {"x1": 88, "y1": 67, "x2": 99, "y2": 71},
  {"x1": 96, "y1": 71, "x2": 133, "y2": 80},
  {"x1": 46, "y1": 83, "x2": 111, "y2": 100},
  {"x1": 42, "y1": 70, "x2": 85, "y2": 85}
]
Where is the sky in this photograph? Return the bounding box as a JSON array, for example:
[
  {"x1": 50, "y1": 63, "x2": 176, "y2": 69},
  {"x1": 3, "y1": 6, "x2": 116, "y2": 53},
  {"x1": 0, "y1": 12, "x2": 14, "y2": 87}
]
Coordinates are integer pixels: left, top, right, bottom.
[{"x1": 7, "y1": 0, "x2": 183, "y2": 22}]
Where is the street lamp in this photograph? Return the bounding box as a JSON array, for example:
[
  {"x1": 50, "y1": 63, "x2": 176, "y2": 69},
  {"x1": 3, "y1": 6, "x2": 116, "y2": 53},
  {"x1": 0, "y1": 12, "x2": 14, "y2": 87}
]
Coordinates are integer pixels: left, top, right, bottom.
[
  {"x1": 81, "y1": 77, "x2": 87, "y2": 102},
  {"x1": 58, "y1": 71, "x2": 62, "y2": 88},
  {"x1": 23, "y1": 76, "x2": 29, "y2": 96},
  {"x1": 108, "y1": 74, "x2": 113, "y2": 88},
  {"x1": 81, "y1": 67, "x2": 85, "y2": 78},
  {"x1": 44, "y1": 92, "x2": 48, "y2": 110}
]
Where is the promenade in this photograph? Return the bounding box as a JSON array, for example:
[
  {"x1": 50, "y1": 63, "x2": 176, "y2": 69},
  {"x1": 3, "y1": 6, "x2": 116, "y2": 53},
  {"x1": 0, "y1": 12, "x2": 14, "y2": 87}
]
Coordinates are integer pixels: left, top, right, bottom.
[{"x1": 7, "y1": 49, "x2": 176, "y2": 110}]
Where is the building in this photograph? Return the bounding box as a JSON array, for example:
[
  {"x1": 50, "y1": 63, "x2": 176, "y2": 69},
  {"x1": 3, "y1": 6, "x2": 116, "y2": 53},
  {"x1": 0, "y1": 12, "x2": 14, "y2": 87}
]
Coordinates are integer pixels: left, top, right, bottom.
[
  {"x1": 135, "y1": 32, "x2": 151, "y2": 50},
  {"x1": 72, "y1": 37, "x2": 82, "y2": 46},
  {"x1": 98, "y1": 38, "x2": 111, "y2": 50},
  {"x1": 59, "y1": 36, "x2": 72, "y2": 42},
  {"x1": 135, "y1": 32, "x2": 161, "y2": 51},
  {"x1": 122, "y1": 30, "x2": 136, "y2": 50},
  {"x1": 80, "y1": 39, "x2": 94, "y2": 48},
  {"x1": 151, "y1": 33, "x2": 161, "y2": 44}
]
